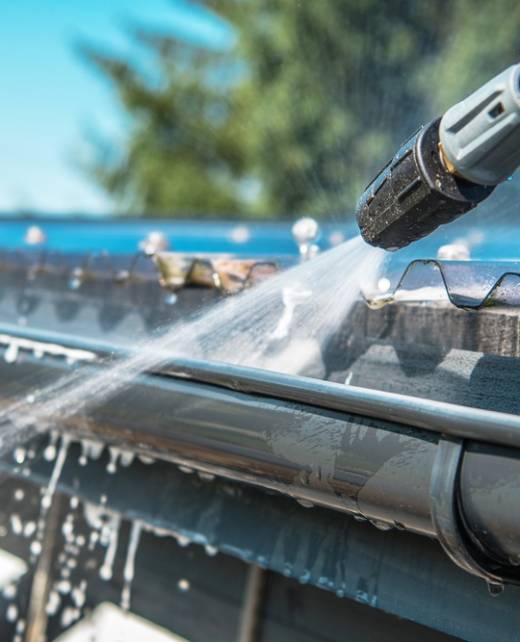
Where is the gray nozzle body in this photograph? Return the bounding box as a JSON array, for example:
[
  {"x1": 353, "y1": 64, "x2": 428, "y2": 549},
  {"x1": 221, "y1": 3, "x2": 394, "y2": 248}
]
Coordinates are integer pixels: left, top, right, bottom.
[{"x1": 439, "y1": 63, "x2": 520, "y2": 185}]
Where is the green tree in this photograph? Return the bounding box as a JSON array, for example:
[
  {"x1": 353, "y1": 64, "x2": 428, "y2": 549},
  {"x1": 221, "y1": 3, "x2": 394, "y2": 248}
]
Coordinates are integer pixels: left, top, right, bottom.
[
  {"x1": 82, "y1": 34, "x2": 248, "y2": 218},
  {"x1": 418, "y1": 0, "x2": 520, "y2": 113},
  {"x1": 82, "y1": 1, "x2": 520, "y2": 219},
  {"x1": 214, "y1": 0, "x2": 450, "y2": 217}
]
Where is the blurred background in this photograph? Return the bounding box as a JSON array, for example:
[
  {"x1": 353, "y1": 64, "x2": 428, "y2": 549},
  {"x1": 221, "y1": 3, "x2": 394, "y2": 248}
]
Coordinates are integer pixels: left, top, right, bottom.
[{"x1": 2, "y1": 0, "x2": 520, "y2": 222}]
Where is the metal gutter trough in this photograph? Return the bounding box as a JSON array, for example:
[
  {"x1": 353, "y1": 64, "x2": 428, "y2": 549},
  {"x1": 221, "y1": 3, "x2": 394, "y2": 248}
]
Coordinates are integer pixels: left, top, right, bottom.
[
  {"x1": 1, "y1": 223, "x2": 520, "y2": 641},
  {"x1": 2, "y1": 331, "x2": 520, "y2": 574}
]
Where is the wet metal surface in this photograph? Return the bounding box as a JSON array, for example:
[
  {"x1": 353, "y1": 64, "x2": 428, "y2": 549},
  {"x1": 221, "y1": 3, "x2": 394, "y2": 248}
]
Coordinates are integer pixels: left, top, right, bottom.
[
  {"x1": 368, "y1": 259, "x2": 520, "y2": 309},
  {"x1": 0, "y1": 443, "x2": 516, "y2": 642},
  {"x1": 2, "y1": 346, "x2": 520, "y2": 572},
  {"x1": 2, "y1": 237, "x2": 520, "y2": 596}
]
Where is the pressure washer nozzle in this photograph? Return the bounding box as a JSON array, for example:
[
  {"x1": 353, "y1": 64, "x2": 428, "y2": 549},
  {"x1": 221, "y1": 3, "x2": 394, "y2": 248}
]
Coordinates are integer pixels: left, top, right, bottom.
[{"x1": 356, "y1": 63, "x2": 520, "y2": 250}]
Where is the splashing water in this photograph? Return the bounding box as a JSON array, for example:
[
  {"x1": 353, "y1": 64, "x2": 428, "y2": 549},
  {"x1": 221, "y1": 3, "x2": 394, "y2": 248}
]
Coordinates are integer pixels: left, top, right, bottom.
[{"x1": 0, "y1": 236, "x2": 383, "y2": 442}]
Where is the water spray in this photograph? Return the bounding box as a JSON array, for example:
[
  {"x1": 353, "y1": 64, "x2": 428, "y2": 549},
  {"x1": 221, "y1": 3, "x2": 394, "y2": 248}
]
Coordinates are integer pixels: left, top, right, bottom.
[{"x1": 357, "y1": 63, "x2": 520, "y2": 250}]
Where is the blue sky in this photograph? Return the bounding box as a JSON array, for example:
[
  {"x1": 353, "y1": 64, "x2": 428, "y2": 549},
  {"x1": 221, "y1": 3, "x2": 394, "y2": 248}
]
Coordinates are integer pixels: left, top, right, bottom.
[{"x1": 0, "y1": 0, "x2": 232, "y2": 215}]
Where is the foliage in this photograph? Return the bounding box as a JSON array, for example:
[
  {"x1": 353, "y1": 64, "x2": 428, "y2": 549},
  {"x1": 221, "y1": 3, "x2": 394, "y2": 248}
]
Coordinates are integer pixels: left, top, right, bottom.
[{"x1": 81, "y1": 1, "x2": 520, "y2": 219}]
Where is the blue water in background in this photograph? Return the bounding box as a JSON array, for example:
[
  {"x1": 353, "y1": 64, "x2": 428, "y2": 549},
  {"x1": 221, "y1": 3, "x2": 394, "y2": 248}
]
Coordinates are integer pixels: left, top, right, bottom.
[
  {"x1": 0, "y1": 217, "x2": 349, "y2": 257},
  {"x1": 0, "y1": 215, "x2": 519, "y2": 263}
]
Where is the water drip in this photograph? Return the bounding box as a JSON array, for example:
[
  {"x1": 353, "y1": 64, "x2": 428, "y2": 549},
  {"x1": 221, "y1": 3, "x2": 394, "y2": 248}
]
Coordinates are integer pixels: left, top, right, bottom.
[
  {"x1": 4, "y1": 342, "x2": 19, "y2": 364},
  {"x1": 71, "y1": 581, "x2": 87, "y2": 609},
  {"x1": 99, "y1": 514, "x2": 121, "y2": 581},
  {"x1": 45, "y1": 590, "x2": 61, "y2": 616},
  {"x1": 106, "y1": 448, "x2": 120, "y2": 474},
  {"x1": 43, "y1": 432, "x2": 59, "y2": 462},
  {"x1": 10, "y1": 515, "x2": 22, "y2": 536},
  {"x1": 121, "y1": 521, "x2": 142, "y2": 611}
]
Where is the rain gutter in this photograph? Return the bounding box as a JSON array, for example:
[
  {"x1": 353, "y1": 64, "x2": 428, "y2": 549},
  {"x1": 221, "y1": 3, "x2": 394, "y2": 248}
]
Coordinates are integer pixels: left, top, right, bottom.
[{"x1": 1, "y1": 322, "x2": 520, "y2": 587}]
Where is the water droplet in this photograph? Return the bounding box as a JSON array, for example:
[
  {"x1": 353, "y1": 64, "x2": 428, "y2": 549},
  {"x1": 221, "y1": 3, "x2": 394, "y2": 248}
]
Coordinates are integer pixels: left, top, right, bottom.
[
  {"x1": 13, "y1": 489, "x2": 24, "y2": 502},
  {"x1": 61, "y1": 606, "x2": 80, "y2": 627},
  {"x1": 89, "y1": 531, "x2": 99, "y2": 551},
  {"x1": 62, "y1": 520, "x2": 74, "y2": 539},
  {"x1": 30, "y1": 541, "x2": 42, "y2": 557},
  {"x1": 120, "y1": 450, "x2": 135, "y2": 467},
  {"x1": 13, "y1": 448, "x2": 26, "y2": 465},
  {"x1": 377, "y1": 277, "x2": 391, "y2": 293},
  {"x1": 175, "y1": 534, "x2": 191, "y2": 548},
  {"x1": 4, "y1": 342, "x2": 19, "y2": 364},
  {"x1": 106, "y1": 448, "x2": 119, "y2": 474},
  {"x1": 44, "y1": 432, "x2": 59, "y2": 461},
  {"x1": 25, "y1": 225, "x2": 46, "y2": 245},
  {"x1": 57, "y1": 580, "x2": 72, "y2": 595},
  {"x1": 10, "y1": 514, "x2": 22, "y2": 535},
  {"x1": 68, "y1": 277, "x2": 82, "y2": 291},
  {"x1": 23, "y1": 521, "x2": 36, "y2": 538},
  {"x1": 204, "y1": 545, "x2": 218, "y2": 557},
  {"x1": 99, "y1": 514, "x2": 121, "y2": 582},
  {"x1": 71, "y1": 581, "x2": 87, "y2": 609},
  {"x1": 329, "y1": 230, "x2": 345, "y2": 246},
  {"x1": 45, "y1": 590, "x2": 61, "y2": 616},
  {"x1": 256, "y1": 555, "x2": 268, "y2": 568},
  {"x1": 6, "y1": 604, "x2": 17, "y2": 622},
  {"x1": 299, "y1": 570, "x2": 311, "y2": 584},
  {"x1": 177, "y1": 578, "x2": 190, "y2": 593}
]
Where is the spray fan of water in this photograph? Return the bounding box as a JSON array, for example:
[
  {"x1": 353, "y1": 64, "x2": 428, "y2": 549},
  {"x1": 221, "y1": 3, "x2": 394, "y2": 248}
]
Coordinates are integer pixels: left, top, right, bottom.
[{"x1": 0, "y1": 236, "x2": 383, "y2": 448}]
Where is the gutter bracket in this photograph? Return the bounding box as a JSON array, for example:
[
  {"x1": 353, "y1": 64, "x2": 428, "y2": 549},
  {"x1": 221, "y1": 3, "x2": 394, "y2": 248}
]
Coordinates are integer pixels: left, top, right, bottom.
[{"x1": 430, "y1": 436, "x2": 520, "y2": 591}]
